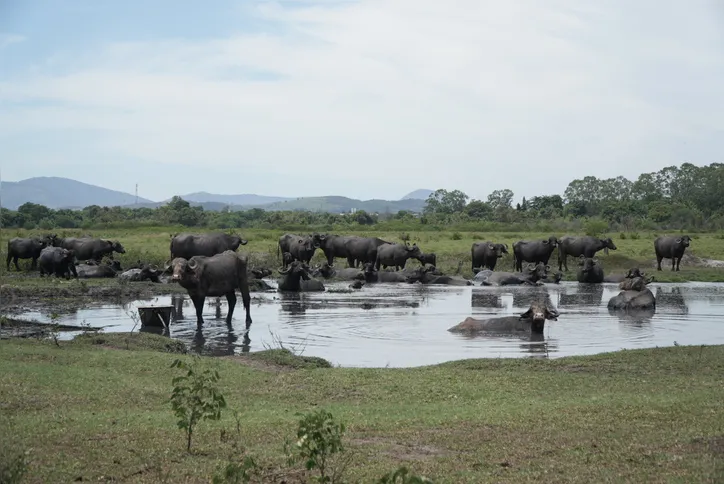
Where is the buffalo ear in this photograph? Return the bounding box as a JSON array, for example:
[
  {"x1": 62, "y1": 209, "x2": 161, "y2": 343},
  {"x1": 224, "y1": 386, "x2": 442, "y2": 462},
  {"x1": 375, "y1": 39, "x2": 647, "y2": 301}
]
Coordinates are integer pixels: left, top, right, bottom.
[
  {"x1": 488, "y1": 244, "x2": 495, "y2": 250},
  {"x1": 545, "y1": 308, "x2": 559, "y2": 321},
  {"x1": 519, "y1": 308, "x2": 532, "y2": 320}
]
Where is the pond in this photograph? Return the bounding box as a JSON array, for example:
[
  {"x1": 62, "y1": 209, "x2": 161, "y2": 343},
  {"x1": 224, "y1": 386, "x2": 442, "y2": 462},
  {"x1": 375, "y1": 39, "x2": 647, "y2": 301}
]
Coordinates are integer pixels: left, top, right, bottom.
[{"x1": 11, "y1": 281, "x2": 724, "y2": 368}]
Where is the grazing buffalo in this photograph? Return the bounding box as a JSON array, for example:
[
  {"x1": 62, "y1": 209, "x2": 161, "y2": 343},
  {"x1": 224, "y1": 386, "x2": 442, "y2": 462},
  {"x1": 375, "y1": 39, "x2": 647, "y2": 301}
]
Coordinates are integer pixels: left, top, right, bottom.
[
  {"x1": 6, "y1": 236, "x2": 53, "y2": 271},
  {"x1": 277, "y1": 261, "x2": 325, "y2": 292},
  {"x1": 313, "y1": 234, "x2": 353, "y2": 266},
  {"x1": 311, "y1": 262, "x2": 362, "y2": 280},
  {"x1": 38, "y1": 247, "x2": 78, "y2": 279},
  {"x1": 654, "y1": 235, "x2": 692, "y2": 271},
  {"x1": 471, "y1": 242, "x2": 508, "y2": 271},
  {"x1": 448, "y1": 299, "x2": 560, "y2": 335},
  {"x1": 375, "y1": 242, "x2": 422, "y2": 270},
  {"x1": 55, "y1": 237, "x2": 126, "y2": 262},
  {"x1": 512, "y1": 236, "x2": 558, "y2": 272},
  {"x1": 345, "y1": 236, "x2": 392, "y2": 267},
  {"x1": 360, "y1": 262, "x2": 409, "y2": 283},
  {"x1": 477, "y1": 262, "x2": 549, "y2": 286},
  {"x1": 558, "y1": 236, "x2": 617, "y2": 272},
  {"x1": 417, "y1": 252, "x2": 437, "y2": 267},
  {"x1": 278, "y1": 233, "x2": 319, "y2": 268},
  {"x1": 119, "y1": 265, "x2": 162, "y2": 283},
  {"x1": 170, "y1": 250, "x2": 252, "y2": 328},
  {"x1": 406, "y1": 266, "x2": 472, "y2": 286},
  {"x1": 576, "y1": 256, "x2": 604, "y2": 283},
  {"x1": 170, "y1": 232, "x2": 247, "y2": 260}
]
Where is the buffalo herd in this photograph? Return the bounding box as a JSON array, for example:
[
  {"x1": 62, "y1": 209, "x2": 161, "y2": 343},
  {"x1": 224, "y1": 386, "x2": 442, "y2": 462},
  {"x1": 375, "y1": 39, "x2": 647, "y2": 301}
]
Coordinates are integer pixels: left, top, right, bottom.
[{"x1": 3, "y1": 230, "x2": 698, "y2": 332}]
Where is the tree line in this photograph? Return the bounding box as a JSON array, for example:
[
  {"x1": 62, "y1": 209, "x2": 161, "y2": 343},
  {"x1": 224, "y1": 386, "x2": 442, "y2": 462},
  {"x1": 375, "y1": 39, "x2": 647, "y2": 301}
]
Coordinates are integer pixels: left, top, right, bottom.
[{"x1": 2, "y1": 162, "x2": 723, "y2": 233}]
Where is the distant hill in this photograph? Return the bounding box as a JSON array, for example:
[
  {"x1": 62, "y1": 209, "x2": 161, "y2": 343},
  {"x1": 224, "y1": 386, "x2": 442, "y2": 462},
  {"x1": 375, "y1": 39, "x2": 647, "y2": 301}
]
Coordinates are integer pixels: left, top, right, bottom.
[
  {"x1": 171, "y1": 192, "x2": 292, "y2": 206},
  {"x1": 1, "y1": 177, "x2": 428, "y2": 213},
  {"x1": 0, "y1": 177, "x2": 153, "y2": 210},
  {"x1": 401, "y1": 189, "x2": 433, "y2": 200}
]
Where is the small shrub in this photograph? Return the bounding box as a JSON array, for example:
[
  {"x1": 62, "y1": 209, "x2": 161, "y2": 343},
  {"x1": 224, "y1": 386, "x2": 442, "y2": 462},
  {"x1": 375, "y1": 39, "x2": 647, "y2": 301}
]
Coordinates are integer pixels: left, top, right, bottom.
[
  {"x1": 286, "y1": 409, "x2": 349, "y2": 483},
  {"x1": 583, "y1": 218, "x2": 609, "y2": 237},
  {"x1": 0, "y1": 449, "x2": 28, "y2": 484},
  {"x1": 398, "y1": 232, "x2": 410, "y2": 243},
  {"x1": 212, "y1": 455, "x2": 259, "y2": 484},
  {"x1": 629, "y1": 232, "x2": 640, "y2": 240},
  {"x1": 169, "y1": 357, "x2": 227, "y2": 452},
  {"x1": 451, "y1": 232, "x2": 462, "y2": 240},
  {"x1": 619, "y1": 232, "x2": 627, "y2": 240},
  {"x1": 377, "y1": 467, "x2": 435, "y2": 483}
]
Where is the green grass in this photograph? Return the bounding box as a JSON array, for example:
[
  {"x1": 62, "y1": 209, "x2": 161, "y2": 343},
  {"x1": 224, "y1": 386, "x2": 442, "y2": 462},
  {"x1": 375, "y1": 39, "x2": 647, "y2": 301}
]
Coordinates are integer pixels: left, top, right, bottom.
[
  {"x1": 3, "y1": 227, "x2": 724, "y2": 283},
  {"x1": 1, "y1": 334, "x2": 722, "y2": 483}
]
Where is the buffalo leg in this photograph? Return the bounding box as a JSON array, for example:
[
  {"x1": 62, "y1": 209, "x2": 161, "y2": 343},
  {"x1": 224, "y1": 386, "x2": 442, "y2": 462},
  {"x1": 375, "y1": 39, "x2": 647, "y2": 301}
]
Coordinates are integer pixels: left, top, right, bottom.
[
  {"x1": 30, "y1": 257, "x2": 38, "y2": 270},
  {"x1": 190, "y1": 295, "x2": 206, "y2": 325},
  {"x1": 13, "y1": 256, "x2": 21, "y2": 272},
  {"x1": 240, "y1": 289, "x2": 252, "y2": 330},
  {"x1": 656, "y1": 256, "x2": 663, "y2": 271},
  {"x1": 225, "y1": 292, "x2": 236, "y2": 324}
]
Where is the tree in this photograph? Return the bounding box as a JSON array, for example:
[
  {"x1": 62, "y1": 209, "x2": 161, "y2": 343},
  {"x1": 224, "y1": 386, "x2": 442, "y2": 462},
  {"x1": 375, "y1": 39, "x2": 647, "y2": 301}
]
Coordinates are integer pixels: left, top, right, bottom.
[
  {"x1": 464, "y1": 200, "x2": 492, "y2": 219},
  {"x1": 423, "y1": 189, "x2": 469, "y2": 215}
]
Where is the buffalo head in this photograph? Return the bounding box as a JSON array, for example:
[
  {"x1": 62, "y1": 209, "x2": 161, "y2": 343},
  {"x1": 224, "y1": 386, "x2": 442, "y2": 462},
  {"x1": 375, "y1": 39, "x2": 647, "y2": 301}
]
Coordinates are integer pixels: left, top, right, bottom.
[
  {"x1": 519, "y1": 299, "x2": 560, "y2": 333},
  {"x1": 675, "y1": 235, "x2": 692, "y2": 247},
  {"x1": 625, "y1": 267, "x2": 644, "y2": 279},
  {"x1": 525, "y1": 262, "x2": 550, "y2": 281},
  {"x1": 578, "y1": 256, "x2": 599, "y2": 275},
  {"x1": 111, "y1": 241, "x2": 126, "y2": 254},
  {"x1": 278, "y1": 260, "x2": 311, "y2": 281},
  {"x1": 545, "y1": 236, "x2": 558, "y2": 247},
  {"x1": 405, "y1": 243, "x2": 422, "y2": 258},
  {"x1": 171, "y1": 257, "x2": 202, "y2": 284},
  {"x1": 601, "y1": 237, "x2": 617, "y2": 255}
]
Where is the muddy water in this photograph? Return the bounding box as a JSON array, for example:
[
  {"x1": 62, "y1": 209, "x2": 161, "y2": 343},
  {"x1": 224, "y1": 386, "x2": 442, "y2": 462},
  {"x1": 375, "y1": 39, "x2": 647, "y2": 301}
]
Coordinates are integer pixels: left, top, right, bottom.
[{"x1": 11, "y1": 281, "x2": 724, "y2": 368}]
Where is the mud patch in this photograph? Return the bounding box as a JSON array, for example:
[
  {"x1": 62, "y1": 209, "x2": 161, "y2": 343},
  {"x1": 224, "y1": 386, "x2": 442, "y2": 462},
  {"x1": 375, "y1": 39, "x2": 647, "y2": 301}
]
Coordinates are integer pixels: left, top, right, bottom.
[{"x1": 351, "y1": 436, "x2": 450, "y2": 460}]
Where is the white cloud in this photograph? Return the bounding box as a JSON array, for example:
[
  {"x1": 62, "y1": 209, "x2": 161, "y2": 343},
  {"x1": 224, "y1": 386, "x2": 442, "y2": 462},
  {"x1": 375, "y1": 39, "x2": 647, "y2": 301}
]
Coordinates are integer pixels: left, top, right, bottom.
[
  {"x1": 1, "y1": 0, "x2": 723, "y2": 201},
  {"x1": 0, "y1": 33, "x2": 25, "y2": 49}
]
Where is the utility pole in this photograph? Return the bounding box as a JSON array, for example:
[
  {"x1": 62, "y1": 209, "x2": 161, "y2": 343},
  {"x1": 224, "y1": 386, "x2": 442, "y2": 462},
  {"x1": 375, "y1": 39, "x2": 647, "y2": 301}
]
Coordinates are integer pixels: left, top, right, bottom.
[{"x1": 135, "y1": 183, "x2": 138, "y2": 205}]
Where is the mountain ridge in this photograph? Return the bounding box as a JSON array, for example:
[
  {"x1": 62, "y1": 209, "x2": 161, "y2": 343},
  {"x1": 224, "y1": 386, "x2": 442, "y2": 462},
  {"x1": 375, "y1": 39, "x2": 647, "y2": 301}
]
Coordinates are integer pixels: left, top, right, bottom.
[{"x1": 1, "y1": 177, "x2": 430, "y2": 213}]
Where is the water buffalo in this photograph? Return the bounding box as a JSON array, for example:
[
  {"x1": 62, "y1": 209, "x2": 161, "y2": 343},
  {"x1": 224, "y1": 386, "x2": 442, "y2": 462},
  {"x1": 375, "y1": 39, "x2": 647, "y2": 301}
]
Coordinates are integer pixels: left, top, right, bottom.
[
  {"x1": 607, "y1": 282, "x2": 656, "y2": 311},
  {"x1": 576, "y1": 256, "x2": 604, "y2": 283},
  {"x1": 6, "y1": 236, "x2": 53, "y2": 271},
  {"x1": 654, "y1": 235, "x2": 692, "y2": 271},
  {"x1": 38, "y1": 247, "x2": 78, "y2": 279},
  {"x1": 417, "y1": 252, "x2": 437, "y2": 267},
  {"x1": 119, "y1": 265, "x2": 162, "y2": 283},
  {"x1": 558, "y1": 236, "x2": 617, "y2": 272},
  {"x1": 477, "y1": 262, "x2": 550, "y2": 286},
  {"x1": 512, "y1": 236, "x2": 558, "y2": 272},
  {"x1": 448, "y1": 299, "x2": 560, "y2": 335},
  {"x1": 360, "y1": 262, "x2": 409, "y2": 283},
  {"x1": 56, "y1": 237, "x2": 126, "y2": 262},
  {"x1": 277, "y1": 261, "x2": 325, "y2": 292},
  {"x1": 471, "y1": 242, "x2": 508, "y2": 271},
  {"x1": 603, "y1": 267, "x2": 647, "y2": 284},
  {"x1": 406, "y1": 266, "x2": 472, "y2": 285},
  {"x1": 170, "y1": 232, "x2": 247, "y2": 260},
  {"x1": 345, "y1": 236, "x2": 392, "y2": 268},
  {"x1": 250, "y1": 268, "x2": 273, "y2": 279},
  {"x1": 313, "y1": 234, "x2": 353, "y2": 266},
  {"x1": 311, "y1": 261, "x2": 362, "y2": 280},
  {"x1": 278, "y1": 234, "x2": 319, "y2": 268},
  {"x1": 375, "y1": 242, "x2": 422, "y2": 270},
  {"x1": 75, "y1": 261, "x2": 119, "y2": 278},
  {"x1": 540, "y1": 271, "x2": 564, "y2": 284},
  {"x1": 170, "y1": 250, "x2": 253, "y2": 328}
]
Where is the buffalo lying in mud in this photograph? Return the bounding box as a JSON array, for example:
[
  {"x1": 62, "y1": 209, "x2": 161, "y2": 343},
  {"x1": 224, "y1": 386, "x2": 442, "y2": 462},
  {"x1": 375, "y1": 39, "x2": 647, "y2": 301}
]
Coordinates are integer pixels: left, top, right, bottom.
[
  {"x1": 359, "y1": 263, "x2": 410, "y2": 283},
  {"x1": 171, "y1": 232, "x2": 247, "y2": 260},
  {"x1": 171, "y1": 250, "x2": 252, "y2": 328},
  {"x1": 448, "y1": 299, "x2": 560, "y2": 335},
  {"x1": 406, "y1": 266, "x2": 472, "y2": 286},
  {"x1": 277, "y1": 261, "x2": 325, "y2": 292},
  {"x1": 576, "y1": 256, "x2": 604, "y2": 283},
  {"x1": 311, "y1": 261, "x2": 363, "y2": 280},
  {"x1": 474, "y1": 262, "x2": 550, "y2": 286}
]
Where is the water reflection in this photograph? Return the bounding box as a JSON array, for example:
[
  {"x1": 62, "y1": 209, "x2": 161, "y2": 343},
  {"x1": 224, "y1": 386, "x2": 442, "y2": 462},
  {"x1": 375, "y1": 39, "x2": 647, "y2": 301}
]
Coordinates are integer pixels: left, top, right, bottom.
[
  {"x1": 557, "y1": 283, "x2": 604, "y2": 307},
  {"x1": 654, "y1": 286, "x2": 689, "y2": 315},
  {"x1": 471, "y1": 291, "x2": 503, "y2": 308}
]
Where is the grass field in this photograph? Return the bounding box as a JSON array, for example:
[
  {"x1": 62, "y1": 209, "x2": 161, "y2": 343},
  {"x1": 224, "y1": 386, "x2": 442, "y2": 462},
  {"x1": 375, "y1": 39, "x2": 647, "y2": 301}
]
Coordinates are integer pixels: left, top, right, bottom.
[
  {"x1": 1, "y1": 334, "x2": 722, "y2": 483},
  {"x1": 2, "y1": 227, "x2": 724, "y2": 283}
]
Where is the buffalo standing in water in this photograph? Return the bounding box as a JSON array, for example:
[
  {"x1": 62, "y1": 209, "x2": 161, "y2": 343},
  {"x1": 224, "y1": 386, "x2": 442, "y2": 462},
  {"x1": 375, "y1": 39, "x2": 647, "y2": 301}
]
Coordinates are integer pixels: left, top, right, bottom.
[
  {"x1": 277, "y1": 261, "x2": 326, "y2": 292},
  {"x1": 448, "y1": 299, "x2": 560, "y2": 335},
  {"x1": 576, "y1": 256, "x2": 605, "y2": 283},
  {"x1": 170, "y1": 250, "x2": 252, "y2": 328}
]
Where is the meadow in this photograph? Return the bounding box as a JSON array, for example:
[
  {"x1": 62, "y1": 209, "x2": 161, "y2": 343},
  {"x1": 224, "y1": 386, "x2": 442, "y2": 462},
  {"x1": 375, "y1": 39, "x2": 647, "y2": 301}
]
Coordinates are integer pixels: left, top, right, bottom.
[
  {"x1": 1, "y1": 334, "x2": 722, "y2": 483},
  {"x1": 2, "y1": 227, "x2": 724, "y2": 283}
]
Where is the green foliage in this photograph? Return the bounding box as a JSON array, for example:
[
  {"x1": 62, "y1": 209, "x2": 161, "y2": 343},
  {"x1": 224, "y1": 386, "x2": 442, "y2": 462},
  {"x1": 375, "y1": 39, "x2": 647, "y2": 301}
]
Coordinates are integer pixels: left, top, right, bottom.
[
  {"x1": 0, "y1": 448, "x2": 28, "y2": 484},
  {"x1": 212, "y1": 456, "x2": 259, "y2": 484},
  {"x1": 377, "y1": 467, "x2": 434, "y2": 483},
  {"x1": 583, "y1": 218, "x2": 609, "y2": 237},
  {"x1": 423, "y1": 189, "x2": 469, "y2": 215},
  {"x1": 450, "y1": 231, "x2": 462, "y2": 240},
  {"x1": 169, "y1": 357, "x2": 227, "y2": 452},
  {"x1": 286, "y1": 409, "x2": 348, "y2": 483}
]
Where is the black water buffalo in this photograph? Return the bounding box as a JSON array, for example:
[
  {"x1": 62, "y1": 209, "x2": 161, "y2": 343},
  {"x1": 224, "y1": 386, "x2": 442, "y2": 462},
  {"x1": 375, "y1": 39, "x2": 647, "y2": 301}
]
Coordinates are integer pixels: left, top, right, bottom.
[
  {"x1": 360, "y1": 262, "x2": 409, "y2": 283},
  {"x1": 406, "y1": 266, "x2": 472, "y2": 286},
  {"x1": 558, "y1": 236, "x2": 617, "y2": 272},
  {"x1": 311, "y1": 261, "x2": 362, "y2": 280},
  {"x1": 654, "y1": 235, "x2": 692, "y2": 271},
  {"x1": 250, "y1": 268, "x2": 273, "y2": 279},
  {"x1": 278, "y1": 233, "x2": 318, "y2": 268},
  {"x1": 170, "y1": 250, "x2": 252, "y2": 328},
  {"x1": 38, "y1": 247, "x2": 78, "y2": 279},
  {"x1": 375, "y1": 242, "x2": 422, "y2": 270},
  {"x1": 313, "y1": 234, "x2": 353, "y2": 266},
  {"x1": 75, "y1": 261, "x2": 119, "y2": 278},
  {"x1": 471, "y1": 242, "x2": 508, "y2": 271},
  {"x1": 540, "y1": 271, "x2": 564, "y2": 284},
  {"x1": 277, "y1": 261, "x2": 325, "y2": 292},
  {"x1": 603, "y1": 267, "x2": 648, "y2": 283},
  {"x1": 171, "y1": 232, "x2": 247, "y2": 260},
  {"x1": 607, "y1": 282, "x2": 656, "y2": 311},
  {"x1": 512, "y1": 236, "x2": 558, "y2": 272},
  {"x1": 119, "y1": 265, "x2": 162, "y2": 283},
  {"x1": 448, "y1": 299, "x2": 560, "y2": 335},
  {"x1": 345, "y1": 236, "x2": 391, "y2": 267},
  {"x1": 477, "y1": 262, "x2": 549, "y2": 286},
  {"x1": 56, "y1": 237, "x2": 126, "y2": 262},
  {"x1": 6, "y1": 236, "x2": 53, "y2": 271},
  {"x1": 576, "y1": 256, "x2": 604, "y2": 283},
  {"x1": 417, "y1": 252, "x2": 437, "y2": 267}
]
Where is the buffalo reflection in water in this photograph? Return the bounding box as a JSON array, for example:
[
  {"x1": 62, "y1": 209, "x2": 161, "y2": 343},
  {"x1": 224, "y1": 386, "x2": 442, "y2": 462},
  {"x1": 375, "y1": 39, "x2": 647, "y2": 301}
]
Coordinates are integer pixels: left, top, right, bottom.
[
  {"x1": 654, "y1": 286, "x2": 689, "y2": 315},
  {"x1": 556, "y1": 283, "x2": 604, "y2": 307},
  {"x1": 471, "y1": 291, "x2": 503, "y2": 309}
]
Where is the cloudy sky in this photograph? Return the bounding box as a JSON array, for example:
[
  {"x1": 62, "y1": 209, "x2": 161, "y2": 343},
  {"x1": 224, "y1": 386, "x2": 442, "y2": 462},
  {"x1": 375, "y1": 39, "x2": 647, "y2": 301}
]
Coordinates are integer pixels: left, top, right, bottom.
[{"x1": 1, "y1": 0, "x2": 722, "y2": 203}]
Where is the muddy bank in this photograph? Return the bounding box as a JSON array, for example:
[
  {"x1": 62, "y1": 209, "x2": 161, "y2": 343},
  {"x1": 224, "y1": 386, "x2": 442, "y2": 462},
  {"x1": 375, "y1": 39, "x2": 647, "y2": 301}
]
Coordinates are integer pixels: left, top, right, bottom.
[{"x1": 0, "y1": 317, "x2": 101, "y2": 339}]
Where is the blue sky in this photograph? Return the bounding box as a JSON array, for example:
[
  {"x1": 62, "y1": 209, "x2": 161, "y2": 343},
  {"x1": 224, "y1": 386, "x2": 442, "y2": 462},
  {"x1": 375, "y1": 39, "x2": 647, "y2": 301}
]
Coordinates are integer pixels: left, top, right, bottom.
[{"x1": 1, "y1": 0, "x2": 723, "y2": 202}]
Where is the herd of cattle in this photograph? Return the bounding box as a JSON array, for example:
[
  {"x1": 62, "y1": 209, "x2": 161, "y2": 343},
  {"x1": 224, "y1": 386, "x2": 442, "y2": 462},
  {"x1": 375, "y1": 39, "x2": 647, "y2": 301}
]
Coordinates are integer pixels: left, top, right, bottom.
[{"x1": 5, "y1": 231, "x2": 694, "y2": 332}]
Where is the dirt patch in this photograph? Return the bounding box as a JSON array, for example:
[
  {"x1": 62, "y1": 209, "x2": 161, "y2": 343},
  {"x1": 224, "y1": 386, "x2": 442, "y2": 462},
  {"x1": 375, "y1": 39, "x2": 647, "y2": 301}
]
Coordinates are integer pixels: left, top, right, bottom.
[
  {"x1": 649, "y1": 253, "x2": 724, "y2": 269},
  {"x1": 351, "y1": 436, "x2": 450, "y2": 460}
]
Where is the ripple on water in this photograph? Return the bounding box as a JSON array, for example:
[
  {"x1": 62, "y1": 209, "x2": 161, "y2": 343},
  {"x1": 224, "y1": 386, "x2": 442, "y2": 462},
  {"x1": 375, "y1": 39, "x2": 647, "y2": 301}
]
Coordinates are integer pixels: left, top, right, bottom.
[{"x1": 10, "y1": 281, "x2": 724, "y2": 368}]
